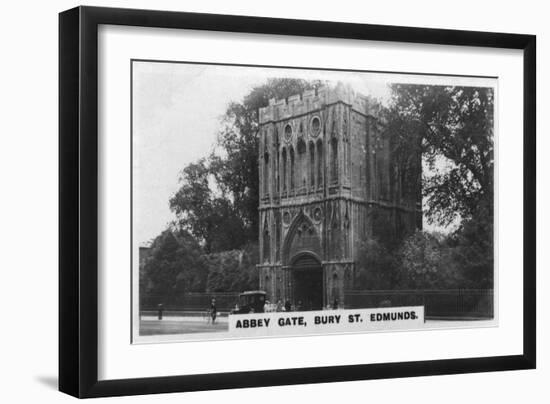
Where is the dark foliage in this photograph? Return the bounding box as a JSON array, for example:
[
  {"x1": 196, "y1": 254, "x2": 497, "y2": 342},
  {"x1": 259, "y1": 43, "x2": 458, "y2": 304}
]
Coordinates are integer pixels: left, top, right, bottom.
[
  {"x1": 386, "y1": 84, "x2": 494, "y2": 227},
  {"x1": 140, "y1": 229, "x2": 261, "y2": 305},
  {"x1": 355, "y1": 235, "x2": 396, "y2": 290},
  {"x1": 384, "y1": 84, "x2": 494, "y2": 290},
  {"x1": 140, "y1": 229, "x2": 207, "y2": 302},
  {"x1": 204, "y1": 243, "x2": 259, "y2": 293}
]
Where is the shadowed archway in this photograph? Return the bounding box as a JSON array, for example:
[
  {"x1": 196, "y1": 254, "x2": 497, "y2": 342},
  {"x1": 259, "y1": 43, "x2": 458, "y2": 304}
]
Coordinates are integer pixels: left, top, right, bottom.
[{"x1": 290, "y1": 252, "x2": 323, "y2": 311}]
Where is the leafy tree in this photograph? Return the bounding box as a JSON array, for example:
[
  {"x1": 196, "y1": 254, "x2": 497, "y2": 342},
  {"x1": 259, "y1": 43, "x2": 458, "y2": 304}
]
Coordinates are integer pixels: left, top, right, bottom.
[
  {"x1": 142, "y1": 230, "x2": 181, "y2": 299},
  {"x1": 395, "y1": 227, "x2": 494, "y2": 290},
  {"x1": 204, "y1": 243, "x2": 259, "y2": 292},
  {"x1": 169, "y1": 159, "x2": 247, "y2": 253},
  {"x1": 446, "y1": 203, "x2": 494, "y2": 289},
  {"x1": 396, "y1": 231, "x2": 454, "y2": 289},
  {"x1": 140, "y1": 229, "x2": 208, "y2": 305},
  {"x1": 355, "y1": 235, "x2": 396, "y2": 290},
  {"x1": 386, "y1": 84, "x2": 494, "y2": 290},
  {"x1": 386, "y1": 84, "x2": 494, "y2": 227}
]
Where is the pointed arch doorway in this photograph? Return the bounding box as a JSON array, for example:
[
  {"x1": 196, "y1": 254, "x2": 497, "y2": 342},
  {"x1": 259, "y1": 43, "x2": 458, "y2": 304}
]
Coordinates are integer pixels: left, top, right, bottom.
[{"x1": 291, "y1": 253, "x2": 323, "y2": 311}]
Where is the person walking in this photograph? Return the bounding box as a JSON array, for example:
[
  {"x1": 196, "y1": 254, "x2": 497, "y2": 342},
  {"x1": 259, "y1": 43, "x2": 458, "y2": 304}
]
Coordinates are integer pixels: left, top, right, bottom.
[{"x1": 210, "y1": 298, "x2": 217, "y2": 324}]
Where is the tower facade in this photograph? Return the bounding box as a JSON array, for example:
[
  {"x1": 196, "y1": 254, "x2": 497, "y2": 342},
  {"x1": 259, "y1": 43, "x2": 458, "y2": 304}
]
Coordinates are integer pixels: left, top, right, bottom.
[{"x1": 257, "y1": 85, "x2": 421, "y2": 310}]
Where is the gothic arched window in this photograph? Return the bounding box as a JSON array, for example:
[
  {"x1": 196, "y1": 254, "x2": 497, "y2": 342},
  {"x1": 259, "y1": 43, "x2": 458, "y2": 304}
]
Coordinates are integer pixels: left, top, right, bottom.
[
  {"x1": 330, "y1": 138, "x2": 338, "y2": 184},
  {"x1": 297, "y1": 139, "x2": 306, "y2": 190},
  {"x1": 274, "y1": 129, "x2": 280, "y2": 195},
  {"x1": 316, "y1": 139, "x2": 323, "y2": 188},
  {"x1": 263, "y1": 219, "x2": 270, "y2": 263},
  {"x1": 309, "y1": 141, "x2": 315, "y2": 189},
  {"x1": 290, "y1": 147, "x2": 295, "y2": 191},
  {"x1": 264, "y1": 152, "x2": 269, "y2": 196},
  {"x1": 281, "y1": 148, "x2": 287, "y2": 192}
]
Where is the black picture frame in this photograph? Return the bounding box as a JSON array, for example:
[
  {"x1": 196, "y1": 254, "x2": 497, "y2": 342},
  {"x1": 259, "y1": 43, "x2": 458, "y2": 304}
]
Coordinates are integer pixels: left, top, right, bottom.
[{"x1": 59, "y1": 5, "x2": 536, "y2": 398}]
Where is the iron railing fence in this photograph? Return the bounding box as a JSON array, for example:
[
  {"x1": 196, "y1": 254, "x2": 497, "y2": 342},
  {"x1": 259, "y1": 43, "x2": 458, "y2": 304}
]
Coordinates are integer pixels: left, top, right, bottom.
[
  {"x1": 344, "y1": 289, "x2": 494, "y2": 319},
  {"x1": 140, "y1": 292, "x2": 240, "y2": 312},
  {"x1": 140, "y1": 289, "x2": 494, "y2": 319}
]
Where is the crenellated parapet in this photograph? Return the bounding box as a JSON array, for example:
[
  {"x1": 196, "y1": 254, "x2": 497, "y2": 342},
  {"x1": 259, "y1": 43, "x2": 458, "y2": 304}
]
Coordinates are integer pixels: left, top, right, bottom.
[{"x1": 258, "y1": 83, "x2": 380, "y2": 124}]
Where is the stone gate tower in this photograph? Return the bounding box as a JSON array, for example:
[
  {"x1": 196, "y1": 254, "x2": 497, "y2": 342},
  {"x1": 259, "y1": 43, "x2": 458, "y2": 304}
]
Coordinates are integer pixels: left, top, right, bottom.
[{"x1": 257, "y1": 84, "x2": 421, "y2": 310}]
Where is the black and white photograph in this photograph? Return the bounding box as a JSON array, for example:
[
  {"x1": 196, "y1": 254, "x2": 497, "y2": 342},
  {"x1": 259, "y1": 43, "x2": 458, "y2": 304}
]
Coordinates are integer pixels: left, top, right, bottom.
[
  {"x1": 132, "y1": 61, "x2": 496, "y2": 342},
  {"x1": 0, "y1": 0, "x2": 544, "y2": 401}
]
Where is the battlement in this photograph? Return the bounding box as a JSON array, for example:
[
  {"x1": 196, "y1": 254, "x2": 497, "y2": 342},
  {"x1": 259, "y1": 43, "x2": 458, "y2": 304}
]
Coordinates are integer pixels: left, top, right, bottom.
[{"x1": 258, "y1": 83, "x2": 378, "y2": 124}]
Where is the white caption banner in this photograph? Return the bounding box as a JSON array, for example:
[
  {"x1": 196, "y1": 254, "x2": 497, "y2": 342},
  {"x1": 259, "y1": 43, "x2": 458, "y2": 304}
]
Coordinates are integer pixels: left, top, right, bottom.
[{"x1": 228, "y1": 306, "x2": 424, "y2": 337}]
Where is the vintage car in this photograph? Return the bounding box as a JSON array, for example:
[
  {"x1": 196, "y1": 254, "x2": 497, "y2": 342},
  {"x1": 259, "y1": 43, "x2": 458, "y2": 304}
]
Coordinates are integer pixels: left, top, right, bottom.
[{"x1": 230, "y1": 290, "x2": 267, "y2": 314}]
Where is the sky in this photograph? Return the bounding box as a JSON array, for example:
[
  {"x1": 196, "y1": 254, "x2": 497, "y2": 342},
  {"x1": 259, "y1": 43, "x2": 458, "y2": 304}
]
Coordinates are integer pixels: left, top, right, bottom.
[{"x1": 132, "y1": 61, "x2": 457, "y2": 246}]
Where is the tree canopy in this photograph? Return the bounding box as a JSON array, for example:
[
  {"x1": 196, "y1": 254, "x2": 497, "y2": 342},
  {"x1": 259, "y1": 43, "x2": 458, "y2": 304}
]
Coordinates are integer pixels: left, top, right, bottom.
[
  {"x1": 140, "y1": 229, "x2": 260, "y2": 307},
  {"x1": 385, "y1": 84, "x2": 494, "y2": 289},
  {"x1": 354, "y1": 236, "x2": 395, "y2": 290},
  {"x1": 140, "y1": 229, "x2": 207, "y2": 303},
  {"x1": 169, "y1": 158, "x2": 247, "y2": 253},
  {"x1": 386, "y1": 84, "x2": 494, "y2": 228}
]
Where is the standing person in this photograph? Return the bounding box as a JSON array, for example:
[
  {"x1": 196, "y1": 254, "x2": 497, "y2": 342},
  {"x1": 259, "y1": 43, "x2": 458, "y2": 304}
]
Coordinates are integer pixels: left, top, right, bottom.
[
  {"x1": 210, "y1": 298, "x2": 217, "y2": 324},
  {"x1": 276, "y1": 300, "x2": 284, "y2": 312},
  {"x1": 333, "y1": 298, "x2": 339, "y2": 310},
  {"x1": 157, "y1": 303, "x2": 164, "y2": 320},
  {"x1": 284, "y1": 300, "x2": 291, "y2": 312}
]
